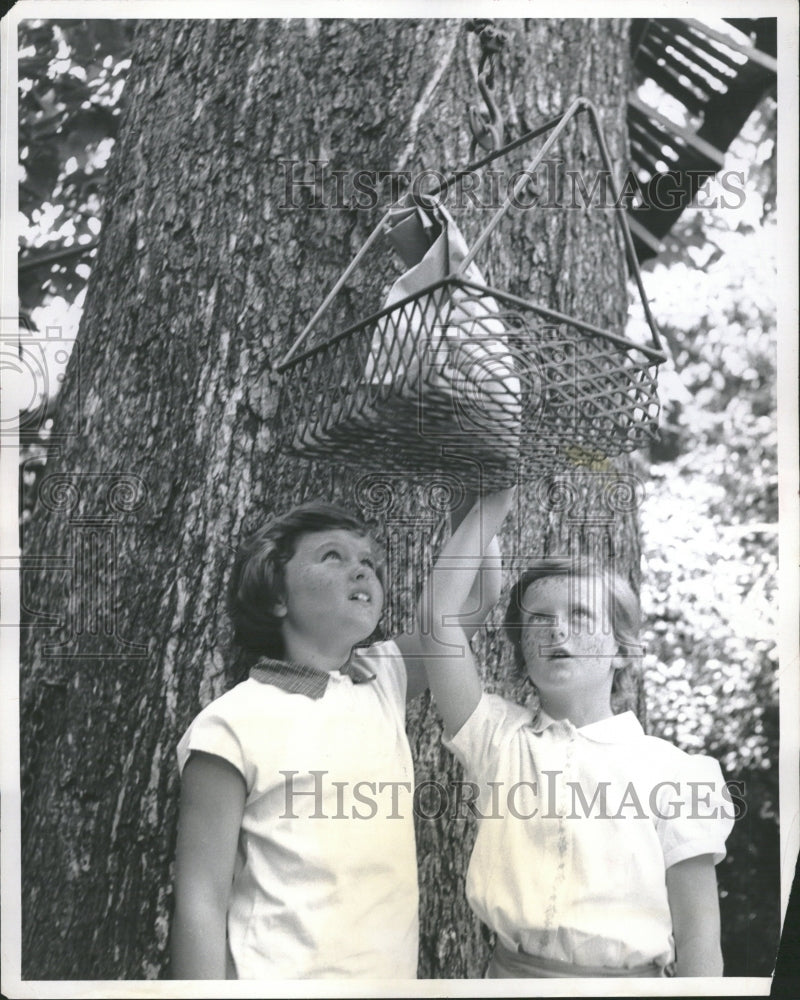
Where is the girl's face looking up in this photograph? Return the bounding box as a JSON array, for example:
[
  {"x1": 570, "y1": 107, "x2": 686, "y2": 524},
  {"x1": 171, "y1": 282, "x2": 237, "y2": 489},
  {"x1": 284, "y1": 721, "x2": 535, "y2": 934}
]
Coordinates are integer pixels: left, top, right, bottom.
[
  {"x1": 519, "y1": 575, "x2": 621, "y2": 700},
  {"x1": 274, "y1": 529, "x2": 384, "y2": 651}
]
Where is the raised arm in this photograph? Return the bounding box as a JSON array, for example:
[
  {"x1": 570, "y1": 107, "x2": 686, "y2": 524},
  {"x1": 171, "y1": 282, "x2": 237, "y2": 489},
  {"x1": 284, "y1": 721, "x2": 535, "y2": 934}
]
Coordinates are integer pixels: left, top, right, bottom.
[
  {"x1": 398, "y1": 492, "x2": 507, "y2": 702},
  {"x1": 171, "y1": 751, "x2": 246, "y2": 979},
  {"x1": 419, "y1": 488, "x2": 514, "y2": 736},
  {"x1": 449, "y1": 492, "x2": 506, "y2": 643}
]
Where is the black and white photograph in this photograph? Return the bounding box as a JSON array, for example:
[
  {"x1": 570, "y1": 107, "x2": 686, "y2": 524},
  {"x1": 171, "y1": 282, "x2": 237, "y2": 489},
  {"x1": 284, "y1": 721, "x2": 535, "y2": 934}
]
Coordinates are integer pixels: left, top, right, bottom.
[{"x1": 1, "y1": 3, "x2": 797, "y2": 996}]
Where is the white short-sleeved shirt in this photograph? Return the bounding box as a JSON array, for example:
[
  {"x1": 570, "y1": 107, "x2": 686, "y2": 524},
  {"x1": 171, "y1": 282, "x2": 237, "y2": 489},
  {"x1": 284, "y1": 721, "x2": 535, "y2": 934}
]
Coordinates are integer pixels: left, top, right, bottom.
[
  {"x1": 444, "y1": 692, "x2": 734, "y2": 971},
  {"x1": 177, "y1": 640, "x2": 419, "y2": 980}
]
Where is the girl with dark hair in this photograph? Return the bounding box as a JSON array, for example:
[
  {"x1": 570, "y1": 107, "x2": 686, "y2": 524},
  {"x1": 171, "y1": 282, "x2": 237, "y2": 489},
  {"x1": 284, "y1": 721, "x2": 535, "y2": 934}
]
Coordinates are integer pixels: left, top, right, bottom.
[{"x1": 170, "y1": 499, "x2": 494, "y2": 980}]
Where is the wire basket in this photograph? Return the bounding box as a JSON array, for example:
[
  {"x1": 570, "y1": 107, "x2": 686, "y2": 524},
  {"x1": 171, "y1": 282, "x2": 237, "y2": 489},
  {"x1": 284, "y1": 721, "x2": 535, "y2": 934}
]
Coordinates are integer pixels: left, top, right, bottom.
[{"x1": 276, "y1": 99, "x2": 666, "y2": 492}]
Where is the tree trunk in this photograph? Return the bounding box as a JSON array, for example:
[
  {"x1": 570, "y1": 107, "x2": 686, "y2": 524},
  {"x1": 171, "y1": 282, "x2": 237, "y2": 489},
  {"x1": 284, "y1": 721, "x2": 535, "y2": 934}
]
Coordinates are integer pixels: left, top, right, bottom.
[{"x1": 20, "y1": 18, "x2": 639, "y2": 980}]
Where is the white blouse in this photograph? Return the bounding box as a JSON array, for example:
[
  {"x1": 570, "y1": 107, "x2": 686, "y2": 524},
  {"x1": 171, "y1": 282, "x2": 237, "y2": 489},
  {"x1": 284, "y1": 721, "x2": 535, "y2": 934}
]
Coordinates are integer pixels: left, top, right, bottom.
[
  {"x1": 177, "y1": 640, "x2": 419, "y2": 980},
  {"x1": 445, "y1": 692, "x2": 734, "y2": 971}
]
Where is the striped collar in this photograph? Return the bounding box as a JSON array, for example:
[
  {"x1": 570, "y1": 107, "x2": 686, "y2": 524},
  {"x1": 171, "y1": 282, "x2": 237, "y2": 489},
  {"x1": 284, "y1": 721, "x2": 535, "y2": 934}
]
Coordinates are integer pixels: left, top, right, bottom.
[{"x1": 249, "y1": 654, "x2": 377, "y2": 700}]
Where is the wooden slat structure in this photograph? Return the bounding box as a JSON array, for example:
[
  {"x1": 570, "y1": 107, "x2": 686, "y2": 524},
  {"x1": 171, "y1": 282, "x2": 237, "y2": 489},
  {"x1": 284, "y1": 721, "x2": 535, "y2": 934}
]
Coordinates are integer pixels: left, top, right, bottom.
[{"x1": 628, "y1": 17, "x2": 777, "y2": 261}]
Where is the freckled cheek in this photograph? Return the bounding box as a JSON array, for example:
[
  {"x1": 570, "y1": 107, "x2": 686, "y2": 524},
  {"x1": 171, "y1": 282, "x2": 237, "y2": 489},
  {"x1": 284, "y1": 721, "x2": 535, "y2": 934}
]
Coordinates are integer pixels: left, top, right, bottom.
[
  {"x1": 520, "y1": 632, "x2": 545, "y2": 662},
  {"x1": 289, "y1": 568, "x2": 341, "y2": 602},
  {"x1": 520, "y1": 630, "x2": 614, "y2": 662},
  {"x1": 577, "y1": 637, "x2": 619, "y2": 661}
]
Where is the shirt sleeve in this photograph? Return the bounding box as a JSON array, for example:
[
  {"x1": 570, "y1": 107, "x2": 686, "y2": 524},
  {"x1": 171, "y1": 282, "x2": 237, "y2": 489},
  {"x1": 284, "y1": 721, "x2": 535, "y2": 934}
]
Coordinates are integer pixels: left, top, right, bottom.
[
  {"x1": 654, "y1": 751, "x2": 735, "y2": 868},
  {"x1": 443, "y1": 691, "x2": 532, "y2": 781},
  {"x1": 176, "y1": 688, "x2": 253, "y2": 790}
]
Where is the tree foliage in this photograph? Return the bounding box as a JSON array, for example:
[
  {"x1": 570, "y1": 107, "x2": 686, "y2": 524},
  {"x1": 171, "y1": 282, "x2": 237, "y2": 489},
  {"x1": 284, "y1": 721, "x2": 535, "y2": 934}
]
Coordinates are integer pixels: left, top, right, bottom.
[
  {"x1": 17, "y1": 20, "x2": 133, "y2": 539},
  {"x1": 634, "y1": 96, "x2": 779, "y2": 974},
  {"x1": 18, "y1": 19, "x2": 134, "y2": 321}
]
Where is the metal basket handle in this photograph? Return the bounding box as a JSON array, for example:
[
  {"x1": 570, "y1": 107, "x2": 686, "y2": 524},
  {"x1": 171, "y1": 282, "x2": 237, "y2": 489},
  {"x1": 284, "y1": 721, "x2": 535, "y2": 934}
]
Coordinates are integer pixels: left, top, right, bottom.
[
  {"x1": 278, "y1": 202, "x2": 402, "y2": 369},
  {"x1": 454, "y1": 96, "x2": 663, "y2": 354},
  {"x1": 278, "y1": 96, "x2": 663, "y2": 371}
]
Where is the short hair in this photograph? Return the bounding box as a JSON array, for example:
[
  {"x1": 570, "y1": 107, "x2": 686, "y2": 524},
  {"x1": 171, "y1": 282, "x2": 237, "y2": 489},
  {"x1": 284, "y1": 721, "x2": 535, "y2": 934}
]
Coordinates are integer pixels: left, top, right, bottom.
[
  {"x1": 503, "y1": 557, "x2": 642, "y2": 682},
  {"x1": 227, "y1": 501, "x2": 383, "y2": 658}
]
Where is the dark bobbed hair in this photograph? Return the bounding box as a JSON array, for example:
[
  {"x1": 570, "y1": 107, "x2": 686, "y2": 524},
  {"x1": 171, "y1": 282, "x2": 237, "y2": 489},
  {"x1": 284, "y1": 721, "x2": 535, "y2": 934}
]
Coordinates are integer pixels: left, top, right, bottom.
[
  {"x1": 503, "y1": 558, "x2": 642, "y2": 688},
  {"x1": 227, "y1": 500, "x2": 383, "y2": 659}
]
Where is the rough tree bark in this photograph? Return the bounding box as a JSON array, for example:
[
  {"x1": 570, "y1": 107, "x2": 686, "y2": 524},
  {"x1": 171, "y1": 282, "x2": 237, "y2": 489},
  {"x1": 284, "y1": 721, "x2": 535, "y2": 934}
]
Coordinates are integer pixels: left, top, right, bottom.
[{"x1": 20, "y1": 18, "x2": 641, "y2": 979}]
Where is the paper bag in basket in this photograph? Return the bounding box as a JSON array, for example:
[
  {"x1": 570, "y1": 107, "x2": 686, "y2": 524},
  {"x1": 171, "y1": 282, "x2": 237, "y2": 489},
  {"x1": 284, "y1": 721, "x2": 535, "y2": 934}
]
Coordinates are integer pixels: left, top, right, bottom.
[{"x1": 364, "y1": 203, "x2": 521, "y2": 461}]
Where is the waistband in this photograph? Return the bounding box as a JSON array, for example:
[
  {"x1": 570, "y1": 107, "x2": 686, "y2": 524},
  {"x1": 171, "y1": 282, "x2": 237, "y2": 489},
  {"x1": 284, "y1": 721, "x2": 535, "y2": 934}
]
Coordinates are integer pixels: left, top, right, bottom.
[{"x1": 488, "y1": 940, "x2": 669, "y2": 979}]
